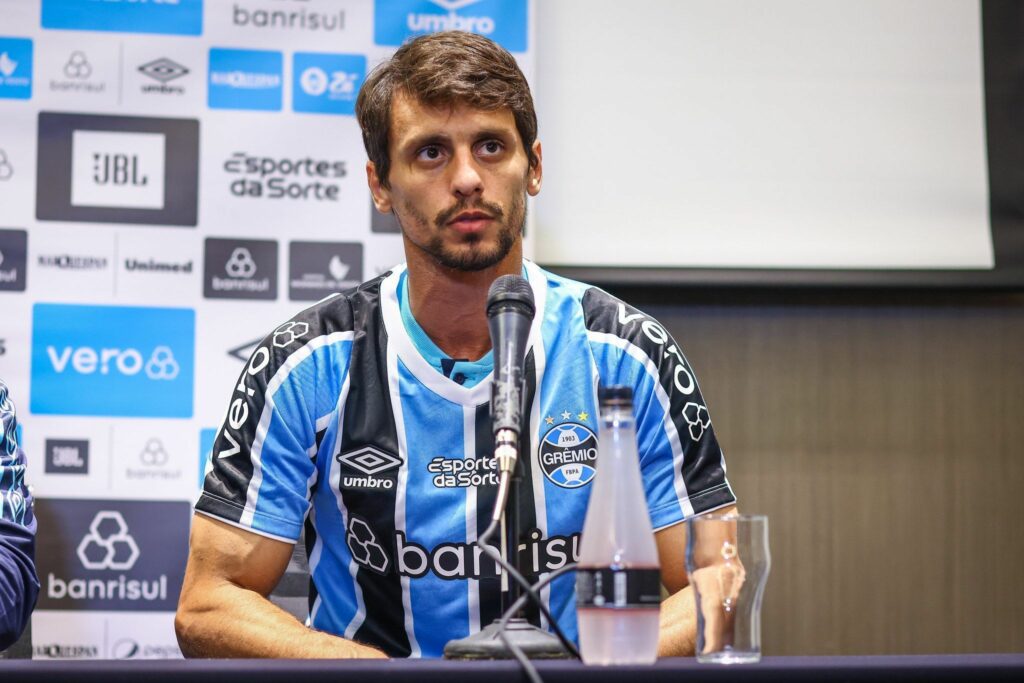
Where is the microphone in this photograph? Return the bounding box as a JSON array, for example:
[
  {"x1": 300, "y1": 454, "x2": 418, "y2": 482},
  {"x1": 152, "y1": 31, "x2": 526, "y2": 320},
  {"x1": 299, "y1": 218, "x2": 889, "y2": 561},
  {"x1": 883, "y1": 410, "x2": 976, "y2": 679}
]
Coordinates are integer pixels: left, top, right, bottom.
[{"x1": 486, "y1": 274, "x2": 535, "y2": 485}]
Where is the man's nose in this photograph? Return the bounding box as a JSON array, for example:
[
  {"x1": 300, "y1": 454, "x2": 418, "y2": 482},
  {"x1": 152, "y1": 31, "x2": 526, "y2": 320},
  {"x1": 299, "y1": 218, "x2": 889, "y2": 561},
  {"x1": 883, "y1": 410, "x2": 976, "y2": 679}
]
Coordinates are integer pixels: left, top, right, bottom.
[{"x1": 450, "y1": 148, "x2": 484, "y2": 198}]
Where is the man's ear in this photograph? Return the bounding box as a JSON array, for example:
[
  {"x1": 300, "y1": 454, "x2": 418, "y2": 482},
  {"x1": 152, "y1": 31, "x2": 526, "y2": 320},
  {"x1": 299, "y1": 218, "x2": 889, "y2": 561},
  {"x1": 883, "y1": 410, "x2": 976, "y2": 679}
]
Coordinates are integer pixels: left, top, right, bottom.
[
  {"x1": 527, "y1": 140, "x2": 543, "y2": 197},
  {"x1": 367, "y1": 161, "x2": 393, "y2": 213}
]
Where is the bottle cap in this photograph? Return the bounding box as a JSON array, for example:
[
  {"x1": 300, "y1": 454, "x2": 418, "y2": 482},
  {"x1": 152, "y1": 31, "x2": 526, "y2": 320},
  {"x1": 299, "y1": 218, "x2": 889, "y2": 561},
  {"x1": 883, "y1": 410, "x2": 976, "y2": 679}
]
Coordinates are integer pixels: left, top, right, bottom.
[{"x1": 598, "y1": 385, "x2": 633, "y2": 405}]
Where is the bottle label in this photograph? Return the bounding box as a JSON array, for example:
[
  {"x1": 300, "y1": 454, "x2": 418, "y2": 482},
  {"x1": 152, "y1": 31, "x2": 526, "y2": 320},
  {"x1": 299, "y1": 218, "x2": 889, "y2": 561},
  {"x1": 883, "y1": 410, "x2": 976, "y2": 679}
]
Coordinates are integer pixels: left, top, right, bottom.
[{"x1": 575, "y1": 568, "x2": 661, "y2": 609}]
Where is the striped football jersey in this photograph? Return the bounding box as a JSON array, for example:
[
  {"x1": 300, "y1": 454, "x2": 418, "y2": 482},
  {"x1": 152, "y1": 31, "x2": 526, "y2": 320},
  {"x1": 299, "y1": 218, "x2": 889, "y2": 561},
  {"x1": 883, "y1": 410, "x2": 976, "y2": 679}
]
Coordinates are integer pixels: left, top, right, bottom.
[{"x1": 196, "y1": 260, "x2": 735, "y2": 657}]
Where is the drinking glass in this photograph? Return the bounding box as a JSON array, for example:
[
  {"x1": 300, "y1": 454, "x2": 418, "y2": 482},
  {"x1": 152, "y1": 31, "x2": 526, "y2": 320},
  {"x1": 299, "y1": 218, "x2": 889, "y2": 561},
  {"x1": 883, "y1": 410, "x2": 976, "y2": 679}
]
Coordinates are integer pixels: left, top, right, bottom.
[{"x1": 685, "y1": 513, "x2": 770, "y2": 664}]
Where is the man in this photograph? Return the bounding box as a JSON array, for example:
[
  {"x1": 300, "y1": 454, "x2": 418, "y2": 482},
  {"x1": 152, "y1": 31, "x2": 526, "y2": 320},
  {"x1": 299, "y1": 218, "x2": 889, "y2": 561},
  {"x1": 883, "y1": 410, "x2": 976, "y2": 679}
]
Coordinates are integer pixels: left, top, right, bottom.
[
  {"x1": 1, "y1": 380, "x2": 38, "y2": 653},
  {"x1": 176, "y1": 31, "x2": 736, "y2": 659}
]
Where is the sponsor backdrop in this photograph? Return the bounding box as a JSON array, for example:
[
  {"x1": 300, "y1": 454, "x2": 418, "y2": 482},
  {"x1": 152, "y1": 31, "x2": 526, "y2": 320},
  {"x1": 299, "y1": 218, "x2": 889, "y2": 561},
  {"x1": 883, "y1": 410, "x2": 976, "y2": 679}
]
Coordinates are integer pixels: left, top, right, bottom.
[{"x1": 0, "y1": 0, "x2": 534, "y2": 659}]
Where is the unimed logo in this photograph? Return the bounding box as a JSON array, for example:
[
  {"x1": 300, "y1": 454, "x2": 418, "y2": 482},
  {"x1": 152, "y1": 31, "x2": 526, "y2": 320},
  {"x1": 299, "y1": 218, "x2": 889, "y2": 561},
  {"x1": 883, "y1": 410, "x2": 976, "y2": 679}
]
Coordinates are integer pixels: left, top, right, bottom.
[
  {"x1": 374, "y1": 0, "x2": 527, "y2": 52},
  {"x1": 33, "y1": 499, "x2": 190, "y2": 611},
  {"x1": 30, "y1": 303, "x2": 194, "y2": 417}
]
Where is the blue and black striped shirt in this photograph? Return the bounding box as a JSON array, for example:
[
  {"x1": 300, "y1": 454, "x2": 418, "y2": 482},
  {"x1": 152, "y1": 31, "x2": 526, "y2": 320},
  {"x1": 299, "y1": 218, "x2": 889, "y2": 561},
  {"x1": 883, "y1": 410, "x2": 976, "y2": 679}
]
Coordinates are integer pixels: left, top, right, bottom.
[{"x1": 197, "y1": 262, "x2": 735, "y2": 657}]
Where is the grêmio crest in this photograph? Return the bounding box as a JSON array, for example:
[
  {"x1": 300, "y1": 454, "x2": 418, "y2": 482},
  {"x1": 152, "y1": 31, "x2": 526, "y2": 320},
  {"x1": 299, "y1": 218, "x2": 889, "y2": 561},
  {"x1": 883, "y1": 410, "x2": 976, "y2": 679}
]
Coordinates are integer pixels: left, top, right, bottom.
[{"x1": 538, "y1": 418, "x2": 598, "y2": 489}]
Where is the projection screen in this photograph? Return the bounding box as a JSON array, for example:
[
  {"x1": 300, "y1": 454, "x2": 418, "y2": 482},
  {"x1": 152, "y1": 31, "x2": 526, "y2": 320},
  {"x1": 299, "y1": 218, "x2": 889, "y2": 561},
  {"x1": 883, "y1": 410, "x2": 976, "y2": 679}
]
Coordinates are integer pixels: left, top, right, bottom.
[{"x1": 533, "y1": 0, "x2": 1023, "y2": 288}]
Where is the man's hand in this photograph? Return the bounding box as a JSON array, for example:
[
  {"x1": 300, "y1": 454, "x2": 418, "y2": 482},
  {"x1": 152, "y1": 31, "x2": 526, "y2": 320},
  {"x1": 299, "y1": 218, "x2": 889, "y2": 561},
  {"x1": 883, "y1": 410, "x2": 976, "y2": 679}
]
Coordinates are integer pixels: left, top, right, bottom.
[
  {"x1": 653, "y1": 505, "x2": 738, "y2": 657},
  {"x1": 688, "y1": 557, "x2": 745, "y2": 654},
  {"x1": 175, "y1": 514, "x2": 387, "y2": 658}
]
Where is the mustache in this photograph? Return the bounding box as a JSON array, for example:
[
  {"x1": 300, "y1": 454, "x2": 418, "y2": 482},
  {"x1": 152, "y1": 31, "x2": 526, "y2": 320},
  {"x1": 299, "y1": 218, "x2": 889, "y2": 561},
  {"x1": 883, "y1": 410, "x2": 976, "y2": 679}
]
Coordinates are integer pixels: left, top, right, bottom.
[{"x1": 435, "y1": 198, "x2": 505, "y2": 228}]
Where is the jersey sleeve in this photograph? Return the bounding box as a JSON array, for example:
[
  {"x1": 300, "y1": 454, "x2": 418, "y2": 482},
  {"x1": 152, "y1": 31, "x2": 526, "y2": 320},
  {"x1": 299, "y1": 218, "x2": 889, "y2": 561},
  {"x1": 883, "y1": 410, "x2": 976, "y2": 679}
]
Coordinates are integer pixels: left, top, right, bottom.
[
  {"x1": 196, "y1": 299, "x2": 356, "y2": 542},
  {"x1": 0, "y1": 381, "x2": 39, "y2": 652},
  {"x1": 583, "y1": 289, "x2": 736, "y2": 530}
]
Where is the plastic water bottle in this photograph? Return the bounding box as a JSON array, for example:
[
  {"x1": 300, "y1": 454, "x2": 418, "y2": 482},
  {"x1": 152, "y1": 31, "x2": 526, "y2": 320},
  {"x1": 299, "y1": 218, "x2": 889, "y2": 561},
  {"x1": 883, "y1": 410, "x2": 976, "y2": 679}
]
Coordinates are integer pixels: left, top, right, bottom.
[{"x1": 576, "y1": 386, "x2": 661, "y2": 665}]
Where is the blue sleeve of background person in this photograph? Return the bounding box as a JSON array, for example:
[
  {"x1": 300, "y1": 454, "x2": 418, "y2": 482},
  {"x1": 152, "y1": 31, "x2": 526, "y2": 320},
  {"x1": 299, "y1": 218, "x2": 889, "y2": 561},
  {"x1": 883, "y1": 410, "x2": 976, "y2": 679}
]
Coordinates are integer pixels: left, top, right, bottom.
[
  {"x1": 588, "y1": 341, "x2": 689, "y2": 529},
  {"x1": 0, "y1": 516, "x2": 38, "y2": 651},
  {"x1": 248, "y1": 339, "x2": 354, "y2": 540},
  {"x1": 1, "y1": 383, "x2": 39, "y2": 651}
]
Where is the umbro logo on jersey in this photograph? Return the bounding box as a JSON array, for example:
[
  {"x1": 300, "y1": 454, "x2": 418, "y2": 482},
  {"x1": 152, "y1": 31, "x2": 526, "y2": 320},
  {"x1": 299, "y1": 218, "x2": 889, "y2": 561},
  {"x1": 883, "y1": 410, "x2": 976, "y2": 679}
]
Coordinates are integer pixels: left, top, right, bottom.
[
  {"x1": 338, "y1": 446, "x2": 402, "y2": 490},
  {"x1": 339, "y1": 447, "x2": 401, "y2": 475}
]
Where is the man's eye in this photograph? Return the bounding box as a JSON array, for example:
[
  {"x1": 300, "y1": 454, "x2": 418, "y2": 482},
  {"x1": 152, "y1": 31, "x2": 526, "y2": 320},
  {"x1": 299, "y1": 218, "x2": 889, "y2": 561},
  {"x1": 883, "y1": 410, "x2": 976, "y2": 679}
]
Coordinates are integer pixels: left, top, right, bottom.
[
  {"x1": 480, "y1": 141, "x2": 503, "y2": 155},
  {"x1": 417, "y1": 146, "x2": 443, "y2": 161}
]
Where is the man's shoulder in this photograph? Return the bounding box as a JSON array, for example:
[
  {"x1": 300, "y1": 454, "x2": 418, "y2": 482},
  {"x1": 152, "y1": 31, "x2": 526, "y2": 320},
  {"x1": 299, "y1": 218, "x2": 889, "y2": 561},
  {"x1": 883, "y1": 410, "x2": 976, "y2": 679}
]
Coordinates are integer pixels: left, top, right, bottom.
[
  {"x1": 274, "y1": 270, "x2": 392, "y2": 339},
  {"x1": 531, "y1": 263, "x2": 604, "y2": 318},
  {"x1": 245, "y1": 271, "x2": 394, "y2": 376},
  {"x1": 533, "y1": 265, "x2": 649, "y2": 338}
]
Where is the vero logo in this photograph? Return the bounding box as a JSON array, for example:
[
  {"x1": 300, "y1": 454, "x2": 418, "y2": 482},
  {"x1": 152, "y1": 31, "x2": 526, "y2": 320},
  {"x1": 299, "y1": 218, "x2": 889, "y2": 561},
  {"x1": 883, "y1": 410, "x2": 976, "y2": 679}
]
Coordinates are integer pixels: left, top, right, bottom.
[
  {"x1": 45, "y1": 344, "x2": 179, "y2": 380},
  {"x1": 31, "y1": 304, "x2": 194, "y2": 418}
]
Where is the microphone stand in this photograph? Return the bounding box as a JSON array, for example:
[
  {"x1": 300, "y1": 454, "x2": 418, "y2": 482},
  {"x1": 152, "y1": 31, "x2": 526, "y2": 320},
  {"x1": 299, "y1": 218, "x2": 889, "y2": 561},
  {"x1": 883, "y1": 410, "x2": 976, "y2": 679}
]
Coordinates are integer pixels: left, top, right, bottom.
[
  {"x1": 503, "y1": 445, "x2": 523, "y2": 614},
  {"x1": 444, "y1": 274, "x2": 572, "y2": 660}
]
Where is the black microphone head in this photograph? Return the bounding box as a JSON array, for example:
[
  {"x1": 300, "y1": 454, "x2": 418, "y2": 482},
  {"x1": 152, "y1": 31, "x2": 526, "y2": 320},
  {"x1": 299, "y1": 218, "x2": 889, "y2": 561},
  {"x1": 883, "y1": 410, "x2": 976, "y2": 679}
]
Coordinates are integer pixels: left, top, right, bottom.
[{"x1": 486, "y1": 274, "x2": 535, "y2": 319}]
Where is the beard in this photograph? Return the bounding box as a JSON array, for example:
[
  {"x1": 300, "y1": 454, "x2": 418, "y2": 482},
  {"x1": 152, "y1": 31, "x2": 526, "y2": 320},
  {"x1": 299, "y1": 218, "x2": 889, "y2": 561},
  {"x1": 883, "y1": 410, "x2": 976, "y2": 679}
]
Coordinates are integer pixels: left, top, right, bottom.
[{"x1": 394, "y1": 189, "x2": 526, "y2": 272}]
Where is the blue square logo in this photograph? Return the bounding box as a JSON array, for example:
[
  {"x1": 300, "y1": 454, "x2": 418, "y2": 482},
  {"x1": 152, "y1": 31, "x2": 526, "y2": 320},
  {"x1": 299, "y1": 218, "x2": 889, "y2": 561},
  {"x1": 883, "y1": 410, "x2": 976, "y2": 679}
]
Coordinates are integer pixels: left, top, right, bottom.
[
  {"x1": 199, "y1": 428, "x2": 216, "y2": 490},
  {"x1": 41, "y1": 0, "x2": 203, "y2": 36},
  {"x1": 374, "y1": 0, "x2": 528, "y2": 53},
  {"x1": 0, "y1": 37, "x2": 33, "y2": 100},
  {"x1": 293, "y1": 52, "x2": 366, "y2": 116},
  {"x1": 208, "y1": 48, "x2": 282, "y2": 112},
  {"x1": 30, "y1": 304, "x2": 195, "y2": 418}
]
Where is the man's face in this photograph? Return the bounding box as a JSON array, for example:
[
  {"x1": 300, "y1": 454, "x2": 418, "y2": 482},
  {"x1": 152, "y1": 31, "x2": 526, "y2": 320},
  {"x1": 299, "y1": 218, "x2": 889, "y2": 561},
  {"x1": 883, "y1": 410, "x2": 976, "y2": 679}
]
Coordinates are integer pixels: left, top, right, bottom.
[{"x1": 368, "y1": 92, "x2": 542, "y2": 272}]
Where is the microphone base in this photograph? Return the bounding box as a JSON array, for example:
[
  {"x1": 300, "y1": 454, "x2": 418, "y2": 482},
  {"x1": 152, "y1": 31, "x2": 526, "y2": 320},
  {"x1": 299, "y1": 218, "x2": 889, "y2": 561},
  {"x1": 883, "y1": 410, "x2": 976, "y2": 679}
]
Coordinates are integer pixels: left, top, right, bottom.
[{"x1": 443, "y1": 618, "x2": 572, "y2": 660}]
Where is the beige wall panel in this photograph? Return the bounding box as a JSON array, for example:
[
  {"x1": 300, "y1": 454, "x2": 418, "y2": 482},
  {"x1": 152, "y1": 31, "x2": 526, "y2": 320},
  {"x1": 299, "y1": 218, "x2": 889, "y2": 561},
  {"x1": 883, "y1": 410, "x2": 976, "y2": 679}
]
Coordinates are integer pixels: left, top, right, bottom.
[{"x1": 643, "y1": 294, "x2": 1024, "y2": 655}]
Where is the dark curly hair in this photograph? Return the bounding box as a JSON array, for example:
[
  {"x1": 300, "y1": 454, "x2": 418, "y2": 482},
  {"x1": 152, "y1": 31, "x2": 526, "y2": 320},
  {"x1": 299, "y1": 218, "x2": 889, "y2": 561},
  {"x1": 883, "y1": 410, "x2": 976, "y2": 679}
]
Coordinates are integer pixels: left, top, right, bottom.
[{"x1": 356, "y1": 31, "x2": 538, "y2": 189}]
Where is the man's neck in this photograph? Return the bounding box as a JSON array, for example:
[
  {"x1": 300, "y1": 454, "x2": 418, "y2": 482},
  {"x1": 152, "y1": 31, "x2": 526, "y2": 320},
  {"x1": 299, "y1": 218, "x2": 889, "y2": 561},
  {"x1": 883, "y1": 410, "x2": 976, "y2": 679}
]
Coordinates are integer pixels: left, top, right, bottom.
[{"x1": 405, "y1": 243, "x2": 523, "y2": 361}]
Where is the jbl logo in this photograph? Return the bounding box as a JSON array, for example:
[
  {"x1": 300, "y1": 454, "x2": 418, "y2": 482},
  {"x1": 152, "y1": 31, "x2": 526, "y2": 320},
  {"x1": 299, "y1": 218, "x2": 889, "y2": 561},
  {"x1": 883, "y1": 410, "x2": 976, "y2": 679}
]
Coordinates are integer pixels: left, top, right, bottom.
[
  {"x1": 93, "y1": 153, "x2": 148, "y2": 187},
  {"x1": 44, "y1": 439, "x2": 90, "y2": 474},
  {"x1": 36, "y1": 112, "x2": 199, "y2": 225}
]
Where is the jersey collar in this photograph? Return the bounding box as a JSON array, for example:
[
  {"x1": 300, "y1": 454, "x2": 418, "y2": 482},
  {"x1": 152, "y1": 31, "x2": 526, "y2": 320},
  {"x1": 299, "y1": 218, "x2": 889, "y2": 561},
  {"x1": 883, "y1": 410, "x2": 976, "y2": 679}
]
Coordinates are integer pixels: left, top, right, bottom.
[{"x1": 380, "y1": 261, "x2": 548, "y2": 406}]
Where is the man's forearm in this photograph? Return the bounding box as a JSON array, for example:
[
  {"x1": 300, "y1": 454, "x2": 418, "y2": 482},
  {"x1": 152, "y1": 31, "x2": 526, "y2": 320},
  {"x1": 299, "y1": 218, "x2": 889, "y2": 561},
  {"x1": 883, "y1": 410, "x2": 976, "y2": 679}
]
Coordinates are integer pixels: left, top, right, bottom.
[
  {"x1": 657, "y1": 585, "x2": 698, "y2": 657},
  {"x1": 175, "y1": 579, "x2": 386, "y2": 659}
]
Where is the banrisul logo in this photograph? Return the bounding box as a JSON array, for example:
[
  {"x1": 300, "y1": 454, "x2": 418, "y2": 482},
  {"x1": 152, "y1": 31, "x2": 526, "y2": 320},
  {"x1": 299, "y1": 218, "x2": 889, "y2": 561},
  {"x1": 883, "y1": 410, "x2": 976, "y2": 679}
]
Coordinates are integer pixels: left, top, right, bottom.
[
  {"x1": 30, "y1": 303, "x2": 194, "y2": 417},
  {"x1": 374, "y1": 0, "x2": 527, "y2": 52},
  {"x1": 0, "y1": 37, "x2": 33, "y2": 100},
  {"x1": 33, "y1": 499, "x2": 190, "y2": 611},
  {"x1": 539, "y1": 422, "x2": 598, "y2": 489},
  {"x1": 203, "y1": 237, "x2": 278, "y2": 300},
  {"x1": 0, "y1": 228, "x2": 28, "y2": 292},
  {"x1": 41, "y1": 0, "x2": 203, "y2": 36},
  {"x1": 208, "y1": 48, "x2": 283, "y2": 111}
]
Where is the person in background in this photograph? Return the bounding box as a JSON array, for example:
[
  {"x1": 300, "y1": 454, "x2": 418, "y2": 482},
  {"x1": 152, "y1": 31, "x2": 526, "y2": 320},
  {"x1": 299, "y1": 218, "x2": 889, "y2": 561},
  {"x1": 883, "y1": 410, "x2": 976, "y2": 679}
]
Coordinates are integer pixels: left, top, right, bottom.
[{"x1": 0, "y1": 379, "x2": 38, "y2": 652}]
